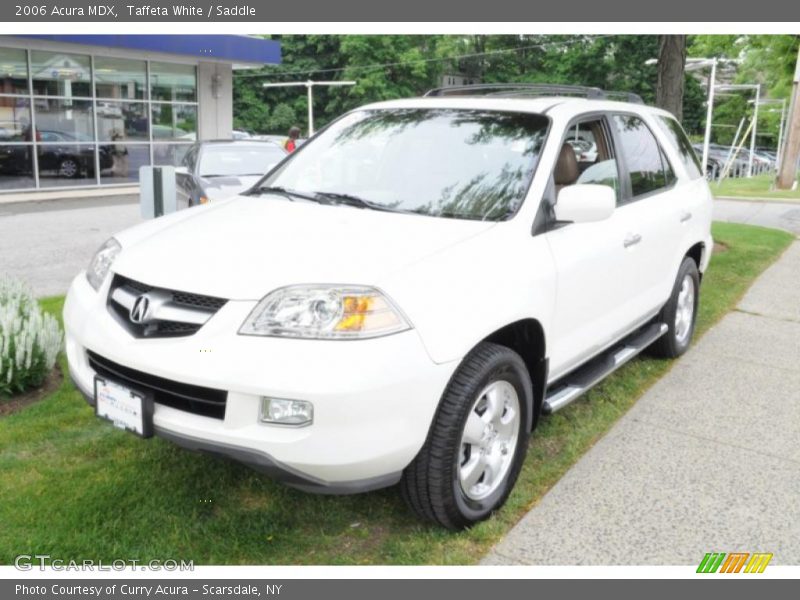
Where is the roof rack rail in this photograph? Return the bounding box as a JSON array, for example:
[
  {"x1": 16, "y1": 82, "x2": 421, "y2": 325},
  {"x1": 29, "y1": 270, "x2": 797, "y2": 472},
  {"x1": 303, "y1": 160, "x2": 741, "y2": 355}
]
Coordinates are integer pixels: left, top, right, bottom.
[{"x1": 423, "y1": 83, "x2": 644, "y2": 104}]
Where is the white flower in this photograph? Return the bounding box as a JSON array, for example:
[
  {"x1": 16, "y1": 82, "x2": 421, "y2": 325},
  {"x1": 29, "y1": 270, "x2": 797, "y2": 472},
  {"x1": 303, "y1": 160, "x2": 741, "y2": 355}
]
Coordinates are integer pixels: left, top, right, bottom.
[{"x1": 0, "y1": 277, "x2": 62, "y2": 394}]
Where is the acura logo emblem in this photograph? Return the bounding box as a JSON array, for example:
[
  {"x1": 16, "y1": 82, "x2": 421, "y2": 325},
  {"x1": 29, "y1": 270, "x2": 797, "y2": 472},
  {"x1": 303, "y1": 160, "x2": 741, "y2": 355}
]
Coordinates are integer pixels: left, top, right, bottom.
[{"x1": 130, "y1": 295, "x2": 151, "y2": 324}]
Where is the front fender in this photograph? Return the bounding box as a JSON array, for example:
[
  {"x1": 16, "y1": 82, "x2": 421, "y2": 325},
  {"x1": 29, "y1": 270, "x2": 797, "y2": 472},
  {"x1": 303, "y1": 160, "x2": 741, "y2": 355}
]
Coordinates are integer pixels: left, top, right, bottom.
[{"x1": 380, "y1": 225, "x2": 557, "y2": 366}]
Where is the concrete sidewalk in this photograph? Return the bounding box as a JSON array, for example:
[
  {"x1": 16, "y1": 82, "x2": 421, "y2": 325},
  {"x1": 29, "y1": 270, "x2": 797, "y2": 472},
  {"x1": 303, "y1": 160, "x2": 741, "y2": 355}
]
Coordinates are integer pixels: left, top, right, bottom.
[
  {"x1": 714, "y1": 198, "x2": 800, "y2": 235},
  {"x1": 483, "y1": 241, "x2": 800, "y2": 565}
]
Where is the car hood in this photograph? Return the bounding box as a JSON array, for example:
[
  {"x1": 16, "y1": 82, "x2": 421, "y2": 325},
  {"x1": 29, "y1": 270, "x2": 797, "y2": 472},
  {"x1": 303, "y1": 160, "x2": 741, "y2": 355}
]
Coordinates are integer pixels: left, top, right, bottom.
[
  {"x1": 112, "y1": 195, "x2": 496, "y2": 300},
  {"x1": 201, "y1": 175, "x2": 262, "y2": 200}
]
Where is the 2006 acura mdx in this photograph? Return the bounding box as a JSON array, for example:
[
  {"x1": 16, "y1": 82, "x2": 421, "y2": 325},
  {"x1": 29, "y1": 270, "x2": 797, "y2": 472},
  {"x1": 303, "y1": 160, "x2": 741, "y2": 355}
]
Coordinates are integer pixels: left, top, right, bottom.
[{"x1": 64, "y1": 84, "x2": 713, "y2": 529}]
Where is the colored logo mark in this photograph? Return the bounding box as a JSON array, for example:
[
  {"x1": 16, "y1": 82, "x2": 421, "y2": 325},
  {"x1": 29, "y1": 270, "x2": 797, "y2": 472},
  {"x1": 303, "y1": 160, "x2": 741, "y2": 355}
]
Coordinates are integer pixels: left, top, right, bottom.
[{"x1": 697, "y1": 552, "x2": 773, "y2": 573}]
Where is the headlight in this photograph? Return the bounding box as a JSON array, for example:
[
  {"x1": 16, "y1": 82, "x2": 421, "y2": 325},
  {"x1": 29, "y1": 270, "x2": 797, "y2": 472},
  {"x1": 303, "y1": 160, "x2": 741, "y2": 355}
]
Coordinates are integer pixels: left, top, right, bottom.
[
  {"x1": 239, "y1": 285, "x2": 411, "y2": 340},
  {"x1": 86, "y1": 238, "x2": 121, "y2": 291}
]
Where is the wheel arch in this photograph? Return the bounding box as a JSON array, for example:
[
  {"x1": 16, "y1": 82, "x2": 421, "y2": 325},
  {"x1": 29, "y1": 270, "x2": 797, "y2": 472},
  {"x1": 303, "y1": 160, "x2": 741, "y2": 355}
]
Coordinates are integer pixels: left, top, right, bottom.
[
  {"x1": 684, "y1": 240, "x2": 706, "y2": 280},
  {"x1": 482, "y1": 318, "x2": 547, "y2": 432}
]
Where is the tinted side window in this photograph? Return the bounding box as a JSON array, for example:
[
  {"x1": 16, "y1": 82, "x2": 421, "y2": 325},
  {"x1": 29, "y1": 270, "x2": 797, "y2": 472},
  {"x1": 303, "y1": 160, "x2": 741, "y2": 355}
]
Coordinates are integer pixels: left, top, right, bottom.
[
  {"x1": 560, "y1": 118, "x2": 622, "y2": 203},
  {"x1": 612, "y1": 115, "x2": 675, "y2": 198},
  {"x1": 656, "y1": 115, "x2": 703, "y2": 179},
  {"x1": 660, "y1": 147, "x2": 677, "y2": 187}
]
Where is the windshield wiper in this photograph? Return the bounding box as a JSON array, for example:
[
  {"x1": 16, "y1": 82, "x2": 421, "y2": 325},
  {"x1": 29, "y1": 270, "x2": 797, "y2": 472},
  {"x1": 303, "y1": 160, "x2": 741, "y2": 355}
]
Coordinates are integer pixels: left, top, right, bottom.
[
  {"x1": 312, "y1": 191, "x2": 403, "y2": 213},
  {"x1": 243, "y1": 185, "x2": 320, "y2": 202}
]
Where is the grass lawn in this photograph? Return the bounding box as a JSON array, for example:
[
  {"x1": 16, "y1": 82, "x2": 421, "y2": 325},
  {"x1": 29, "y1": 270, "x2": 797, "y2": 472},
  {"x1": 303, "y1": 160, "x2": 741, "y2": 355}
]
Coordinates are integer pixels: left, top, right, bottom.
[
  {"x1": 713, "y1": 173, "x2": 800, "y2": 201},
  {"x1": 0, "y1": 222, "x2": 795, "y2": 566}
]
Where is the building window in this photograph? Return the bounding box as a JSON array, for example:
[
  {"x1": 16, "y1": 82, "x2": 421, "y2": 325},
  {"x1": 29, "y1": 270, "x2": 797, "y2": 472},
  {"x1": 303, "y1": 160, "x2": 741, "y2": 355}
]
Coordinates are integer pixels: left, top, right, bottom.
[
  {"x1": 153, "y1": 143, "x2": 191, "y2": 167},
  {"x1": 36, "y1": 143, "x2": 97, "y2": 188},
  {"x1": 34, "y1": 98, "x2": 95, "y2": 139},
  {"x1": 150, "y1": 62, "x2": 197, "y2": 102},
  {"x1": 151, "y1": 103, "x2": 197, "y2": 141},
  {"x1": 94, "y1": 57, "x2": 146, "y2": 100},
  {"x1": 0, "y1": 94, "x2": 33, "y2": 189},
  {"x1": 97, "y1": 101, "x2": 148, "y2": 142},
  {"x1": 0, "y1": 46, "x2": 198, "y2": 192},
  {"x1": 0, "y1": 144, "x2": 35, "y2": 190},
  {"x1": 99, "y1": 144, "x2": 150, "y2": 184},
  {"x1": 0, "y1": 96, "x2": 31, "y2": 140},
  {"x1": 31, "y1": 50, "x2": 93, "y2": 98},
  {"x1": 0, "y1": 47, "x2": 29, "y2": 95}
]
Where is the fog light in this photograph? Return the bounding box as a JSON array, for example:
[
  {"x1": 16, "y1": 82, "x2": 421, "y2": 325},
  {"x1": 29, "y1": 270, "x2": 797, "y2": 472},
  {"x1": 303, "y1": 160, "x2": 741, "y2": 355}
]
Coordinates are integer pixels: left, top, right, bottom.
[{"x1": 260, "y1": 397, "x2": 313, "y2": 427}]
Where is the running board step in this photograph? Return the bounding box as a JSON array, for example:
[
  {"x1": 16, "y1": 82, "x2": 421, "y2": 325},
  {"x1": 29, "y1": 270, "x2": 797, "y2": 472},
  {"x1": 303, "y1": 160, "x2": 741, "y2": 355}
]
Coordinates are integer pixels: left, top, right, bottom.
[{"x1": 542, "y1": 322, "x2": 668, "y2": 415}]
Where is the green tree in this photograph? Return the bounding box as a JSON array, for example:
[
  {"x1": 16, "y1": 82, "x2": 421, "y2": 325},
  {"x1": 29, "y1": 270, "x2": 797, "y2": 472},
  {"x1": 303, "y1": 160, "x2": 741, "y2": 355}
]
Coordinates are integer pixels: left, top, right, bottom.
[
  {"x1": 689, "y1": 35, "x2": 800, "y2": 146},
  {"x1": 232, "y1": 34, "x2": 716, "y2": 136}
]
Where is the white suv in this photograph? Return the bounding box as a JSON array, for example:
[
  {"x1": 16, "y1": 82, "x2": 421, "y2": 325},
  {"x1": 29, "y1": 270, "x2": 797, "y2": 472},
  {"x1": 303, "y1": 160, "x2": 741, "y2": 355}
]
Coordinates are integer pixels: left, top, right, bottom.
[{"x1": 64, "y1": 85, "x2": 712, "y2": 529}]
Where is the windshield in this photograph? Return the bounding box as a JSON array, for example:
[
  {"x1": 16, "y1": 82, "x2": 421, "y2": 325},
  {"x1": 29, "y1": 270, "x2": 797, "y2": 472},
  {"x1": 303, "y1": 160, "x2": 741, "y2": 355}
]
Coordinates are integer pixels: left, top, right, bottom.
[
  {"x1": 260, "y1": 108, "x2": 549, "y2": 220},
  {"x1": 199, "y1": 144, "x2": 286, "y2": 177}
]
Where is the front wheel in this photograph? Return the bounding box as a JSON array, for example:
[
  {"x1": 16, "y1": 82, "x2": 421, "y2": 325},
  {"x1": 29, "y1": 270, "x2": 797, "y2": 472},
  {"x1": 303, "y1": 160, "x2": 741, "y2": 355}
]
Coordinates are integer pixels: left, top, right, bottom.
[
  {"x1": 401, "y1": 342, "x2": 532, "y2": 530},
  {"x1": 651, "y1": 256, "x2": 700, "y2": 359}
]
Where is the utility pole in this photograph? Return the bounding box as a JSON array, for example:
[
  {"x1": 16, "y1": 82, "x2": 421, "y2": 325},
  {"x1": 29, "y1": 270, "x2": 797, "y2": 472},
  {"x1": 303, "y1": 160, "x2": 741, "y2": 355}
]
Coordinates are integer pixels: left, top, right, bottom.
[
  {"x1": 776, "y1": 45, "x2": 800, "y2": 190},
  {"x1": 749, "y1": 84, "x2": 761, "y2": 178},
  {"x1": 716, "y1": 83, "x2": 761, "y2": 177},
  {"x1": 262, "y1": 80, "x2": 357, "y2": 137},
  {"x1": 701, "y1": 58, "x2": 717, "y2": 175},
  {"x1": 777, "y1": 99, "x2": 787, "y2": 170}
]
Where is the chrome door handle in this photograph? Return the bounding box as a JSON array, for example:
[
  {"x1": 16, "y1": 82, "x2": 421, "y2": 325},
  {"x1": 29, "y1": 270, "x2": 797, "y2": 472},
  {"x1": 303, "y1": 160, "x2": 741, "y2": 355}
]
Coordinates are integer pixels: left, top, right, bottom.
[
  {"x1": 623, "y1": 233, "x2": 642, "y2": 248},
  {"x1": 680, "y1": 211, "x2": 693, "y2": 223}
]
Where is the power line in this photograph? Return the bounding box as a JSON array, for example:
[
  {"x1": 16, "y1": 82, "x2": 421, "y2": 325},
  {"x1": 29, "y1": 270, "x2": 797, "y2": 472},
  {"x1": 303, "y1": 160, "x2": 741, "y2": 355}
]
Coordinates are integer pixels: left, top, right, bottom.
[{"x1": 234, "y1": 35, "x2": 613, "y2": 79}]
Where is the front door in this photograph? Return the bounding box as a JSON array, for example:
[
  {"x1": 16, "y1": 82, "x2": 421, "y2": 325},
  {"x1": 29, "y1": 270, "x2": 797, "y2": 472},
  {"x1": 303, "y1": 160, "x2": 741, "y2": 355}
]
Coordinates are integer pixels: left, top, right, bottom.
[{"x1": 544, "y1": 115, "x2": 645, "y2": 380}]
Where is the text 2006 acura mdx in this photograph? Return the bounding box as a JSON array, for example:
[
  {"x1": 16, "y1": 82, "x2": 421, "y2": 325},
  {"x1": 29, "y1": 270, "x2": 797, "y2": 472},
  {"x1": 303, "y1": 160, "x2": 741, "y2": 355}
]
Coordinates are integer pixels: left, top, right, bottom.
[{"x1": 65, "y1": 85, "x2": 712, "y2": 529}]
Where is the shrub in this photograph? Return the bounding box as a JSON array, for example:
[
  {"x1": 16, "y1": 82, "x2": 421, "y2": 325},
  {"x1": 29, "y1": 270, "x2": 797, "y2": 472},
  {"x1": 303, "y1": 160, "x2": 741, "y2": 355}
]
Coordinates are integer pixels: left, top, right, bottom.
[{"x1": 0, "y1": 279, "x2": 62, "y2": 398}]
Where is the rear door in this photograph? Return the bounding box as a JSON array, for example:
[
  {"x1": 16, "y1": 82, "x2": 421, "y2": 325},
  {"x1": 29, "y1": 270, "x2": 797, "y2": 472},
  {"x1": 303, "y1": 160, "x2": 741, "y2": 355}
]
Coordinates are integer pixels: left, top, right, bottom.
[{"x1": 609, "y1": 113, "x2": 684, "y2": 316}]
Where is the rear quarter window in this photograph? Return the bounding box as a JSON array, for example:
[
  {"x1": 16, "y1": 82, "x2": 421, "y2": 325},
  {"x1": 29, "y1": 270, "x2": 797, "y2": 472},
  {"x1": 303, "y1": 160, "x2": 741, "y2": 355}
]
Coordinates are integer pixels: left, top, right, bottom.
[{"x1": 655, "y1": 115, "x2": 704, "y2": 180}]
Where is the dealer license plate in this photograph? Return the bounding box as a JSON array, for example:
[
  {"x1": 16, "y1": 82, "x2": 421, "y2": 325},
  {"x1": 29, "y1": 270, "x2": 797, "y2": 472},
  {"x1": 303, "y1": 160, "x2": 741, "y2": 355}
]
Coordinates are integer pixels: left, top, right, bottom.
[{"x1": 94, "y1": 376, "x2": 153, "y2": 438}]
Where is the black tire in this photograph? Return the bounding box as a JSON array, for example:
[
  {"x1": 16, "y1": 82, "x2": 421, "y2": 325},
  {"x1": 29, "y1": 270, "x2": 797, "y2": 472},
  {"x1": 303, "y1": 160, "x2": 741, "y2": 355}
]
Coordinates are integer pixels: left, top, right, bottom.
[
  {"x1": 400, "y1": 342, "x2": 532, "y2": 530},
  {"x1": 650, "y1": 256, "x2": 700, "y2": 359}
]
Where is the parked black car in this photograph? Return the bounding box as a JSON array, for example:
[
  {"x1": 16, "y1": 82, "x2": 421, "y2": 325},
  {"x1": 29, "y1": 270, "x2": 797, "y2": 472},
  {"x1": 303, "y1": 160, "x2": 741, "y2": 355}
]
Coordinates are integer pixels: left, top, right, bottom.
[
  {"x1": 39, "y1": 130, "x2": 114, "y2": 178},
  {"x1": 0, "y1": 129, "x2": 113, "y2": 179},
  {"x1": 175, "y1": 140, "x2": 288, "y2": 208}
]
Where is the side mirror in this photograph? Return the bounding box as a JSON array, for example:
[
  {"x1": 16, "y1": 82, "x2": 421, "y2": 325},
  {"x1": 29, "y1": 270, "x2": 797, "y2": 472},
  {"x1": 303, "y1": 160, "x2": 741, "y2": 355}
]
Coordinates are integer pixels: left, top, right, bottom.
[
  {"x1": 555, "y1": 184, "x2": 616, "y2": 224},
  {"x1": 174, "y1": 166, "x2": 190, "y2": 176}
]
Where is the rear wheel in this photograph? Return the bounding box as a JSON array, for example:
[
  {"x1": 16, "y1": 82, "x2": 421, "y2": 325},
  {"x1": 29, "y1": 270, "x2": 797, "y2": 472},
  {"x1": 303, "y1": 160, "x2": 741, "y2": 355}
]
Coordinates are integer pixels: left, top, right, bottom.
[
  {"x1": 401, "y1": 342, "x2": 531, "y2": 530},
  {"x1": 651, "y1": 256, "x2": 700, "y2": 358},
  {"x1": 58, "y1": 157, "x2": 79, "y2": 179}
]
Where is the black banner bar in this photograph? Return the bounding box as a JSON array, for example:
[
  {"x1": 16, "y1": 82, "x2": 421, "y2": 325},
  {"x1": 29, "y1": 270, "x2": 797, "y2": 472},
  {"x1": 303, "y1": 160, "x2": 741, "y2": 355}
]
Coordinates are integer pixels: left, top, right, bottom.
[
  {"x1": 2, "y1": 579, "x2": 796, "y2": 600},
  {"x1": 0, "y1": 0, "x2": 799, "y2": 22}
]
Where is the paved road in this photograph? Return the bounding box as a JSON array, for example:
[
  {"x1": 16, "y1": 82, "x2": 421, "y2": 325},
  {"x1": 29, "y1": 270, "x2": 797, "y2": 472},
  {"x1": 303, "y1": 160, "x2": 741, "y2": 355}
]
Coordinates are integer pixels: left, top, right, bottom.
[
  {"x1": 0, "y1": 196, "x2": 141, "y2": 298},
  {"x1": 714, "y1": 198, "x2": 800, "y2": 235},
  {"x1": 482, "y1": 241, "x2": 800, "y2": 565}
]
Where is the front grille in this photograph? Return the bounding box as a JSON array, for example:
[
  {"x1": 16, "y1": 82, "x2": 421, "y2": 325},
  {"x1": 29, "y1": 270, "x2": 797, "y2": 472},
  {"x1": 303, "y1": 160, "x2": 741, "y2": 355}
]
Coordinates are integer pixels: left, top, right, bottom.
[
  {"x1": 87, "y1": 351, "x2": 227, "y2": 419},
  {"x1": 107, "y1": 275, "x2": 228, "y2": 338},
  {"x1": 172, "y1": 290, "x2": 227, "y2": 311}
]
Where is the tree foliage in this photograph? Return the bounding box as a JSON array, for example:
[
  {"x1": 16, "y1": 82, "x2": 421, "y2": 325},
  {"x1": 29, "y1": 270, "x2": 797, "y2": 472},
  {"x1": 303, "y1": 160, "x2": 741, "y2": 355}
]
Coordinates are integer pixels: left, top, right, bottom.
[
  {"x1": 690, "y1": 35, "x2": 799, "y2": 146},
  {"x1": 232, "y1": 34, "x2": 796, "y2": 142}
]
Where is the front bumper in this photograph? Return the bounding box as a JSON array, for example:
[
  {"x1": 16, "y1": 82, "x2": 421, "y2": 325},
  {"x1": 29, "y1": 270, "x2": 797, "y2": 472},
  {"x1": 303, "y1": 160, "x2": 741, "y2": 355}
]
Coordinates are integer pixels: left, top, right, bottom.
[{"x1": 65, "y1": 272, "x2": 457, "y2": 494}]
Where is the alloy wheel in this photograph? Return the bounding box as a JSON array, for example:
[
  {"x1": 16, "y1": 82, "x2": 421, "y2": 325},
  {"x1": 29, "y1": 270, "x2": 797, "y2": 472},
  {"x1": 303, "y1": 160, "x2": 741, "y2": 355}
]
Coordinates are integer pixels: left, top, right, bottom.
[
  {"x1": 674, "y1": 274, "x2": 695, "y2": 345},
  {"x1": 458, "y1": 380, "x2": 521, "y2": 501}
]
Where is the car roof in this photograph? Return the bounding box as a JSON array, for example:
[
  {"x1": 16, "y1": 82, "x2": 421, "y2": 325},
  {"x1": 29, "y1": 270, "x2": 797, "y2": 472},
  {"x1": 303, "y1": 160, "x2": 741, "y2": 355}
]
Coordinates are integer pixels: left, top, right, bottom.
[
  {"x1": 359, "y1": 96, "x2": 672, "y2": 118},
  {"x1": 198, "y1": 139, "x2": 283, "y2": 146},
  {"x1": 194, "y1": 139, "x2": 286, "y2": 153}
]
